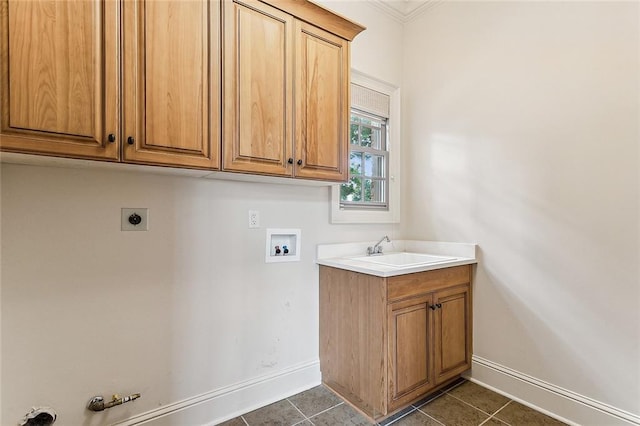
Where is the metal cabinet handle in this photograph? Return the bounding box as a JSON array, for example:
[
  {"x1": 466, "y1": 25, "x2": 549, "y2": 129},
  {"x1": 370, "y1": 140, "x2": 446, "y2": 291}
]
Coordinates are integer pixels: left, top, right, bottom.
[
  {"x1": 429, "y1": 305, "x2": 437, "y2": 310},
  {"x1": 288, "y1": 158, "x2": 294, "y2": 164},
  {"x1": 127, "y1": 136, "x2": 135, "y2": 145},
  {"x1": 297, "y1": 159, "x2": 303, "y2": 166},
  {"x1": 436, "y1": 303, "x2": 442, "y2": 309},
  {"x1": 108, "y1": 134, "x2": 116, "y2": 143}
]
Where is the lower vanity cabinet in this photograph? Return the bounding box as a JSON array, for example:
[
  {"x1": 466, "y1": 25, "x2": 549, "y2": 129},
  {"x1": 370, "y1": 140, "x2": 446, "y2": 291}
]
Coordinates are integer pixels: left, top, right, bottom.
[{"x1": 319, "y1": 265, "x2": 472, "y2": 421}]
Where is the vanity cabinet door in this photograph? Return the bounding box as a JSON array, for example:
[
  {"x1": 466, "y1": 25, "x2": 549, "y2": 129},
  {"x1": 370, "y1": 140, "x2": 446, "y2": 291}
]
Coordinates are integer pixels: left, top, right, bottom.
[
  {"x1": 387, "y1": 295, "x2": 434, "y2": 411},
  {"x1": 0, "y1": 0, "x2": 119, "y2": 160},
  {"x1": 433, "y1": 284, "x2": 472, "y2": 384},
  {"x1": 122, "y1": 0, "x2": 220, "y2": 169}
]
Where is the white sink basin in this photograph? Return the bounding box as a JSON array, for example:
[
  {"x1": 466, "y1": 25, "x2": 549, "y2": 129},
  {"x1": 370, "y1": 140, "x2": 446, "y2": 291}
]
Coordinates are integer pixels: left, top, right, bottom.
[{"x1": 351, "y1": 252, "x2": 457, "y2": 267}]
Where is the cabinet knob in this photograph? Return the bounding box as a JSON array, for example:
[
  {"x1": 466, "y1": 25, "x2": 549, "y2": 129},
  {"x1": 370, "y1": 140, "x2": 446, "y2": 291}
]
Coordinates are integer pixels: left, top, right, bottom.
[
  {"x1": 288, "y1": 158, "x2": 294, "y2": 164},
  {"x1": 297, "y1": 159, "x2": 303, "y2": 166},
  {"x1": 127, "y1": 136, "x2": 135, "y2": 145},
  {"x1": 108, "y1": 134, "x2": 116, "y2": 143},
  {"x1": 429, "y1": 305, "x2": 437, "y2": 310},
  {"x1": 436, "y1": 303, "x2": 442, "y2": 309}
]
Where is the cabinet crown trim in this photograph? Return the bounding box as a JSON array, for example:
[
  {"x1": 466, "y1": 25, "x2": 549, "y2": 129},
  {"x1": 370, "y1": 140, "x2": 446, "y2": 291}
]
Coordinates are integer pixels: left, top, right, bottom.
[{"x1": 257, "y1": 0, "x2": 366, "y2": 40}]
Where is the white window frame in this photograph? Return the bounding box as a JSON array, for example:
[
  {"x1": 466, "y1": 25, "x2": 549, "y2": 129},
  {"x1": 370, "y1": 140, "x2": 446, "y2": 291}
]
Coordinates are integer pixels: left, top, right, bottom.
[{"x1": 331, "y1": 70, "x2": 401, "y2": 224}]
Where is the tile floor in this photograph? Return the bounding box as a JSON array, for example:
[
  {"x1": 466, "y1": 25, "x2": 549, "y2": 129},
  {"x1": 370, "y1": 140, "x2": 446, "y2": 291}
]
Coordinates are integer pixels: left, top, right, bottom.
[{"x1": 218, "y1": 379, "x2": 567, "y2": 426}]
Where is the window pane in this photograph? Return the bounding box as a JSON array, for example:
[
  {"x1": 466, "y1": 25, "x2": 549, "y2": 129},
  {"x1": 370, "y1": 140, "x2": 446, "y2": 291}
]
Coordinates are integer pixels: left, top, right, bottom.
[
  {"x1": 350, "y1": 152, "x2": 363, "y2": 176},
  {"x1": 364, "y1": 154, "x2": 384, "y2": 177},
  {"x1": 343, "y1": 109, "x2": 389, "y2": 209},
  {"x1": 370, "y1": 126, "x2": 382, "y2": 150},
  {"x1": 360, "y1": 126, "x2": 372, "y2": 147},
  {"x1": 364, "y1": 179, "x2": 384, "y2": 203},
  {"x1": 350, "y1": 123, "x2": 359, "y2": 145},
  {"x1": 341, "y1": 176, "x2": 362, "y2": 202},
  {"x1": 359, "y1": 116, "x2": 381, "y2": 129}
]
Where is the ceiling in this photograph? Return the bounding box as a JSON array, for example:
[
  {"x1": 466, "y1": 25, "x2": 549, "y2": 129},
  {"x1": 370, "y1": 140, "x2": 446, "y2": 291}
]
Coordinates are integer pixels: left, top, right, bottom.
[{"x1": 370, "y1": 0, "x2": 437, "y2": 22}]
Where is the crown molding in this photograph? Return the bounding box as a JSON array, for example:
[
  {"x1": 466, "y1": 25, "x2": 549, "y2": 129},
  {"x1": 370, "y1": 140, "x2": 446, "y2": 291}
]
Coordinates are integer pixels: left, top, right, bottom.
[{"x1": 367, "y1": 0, "x2": 441, "y2": 23}]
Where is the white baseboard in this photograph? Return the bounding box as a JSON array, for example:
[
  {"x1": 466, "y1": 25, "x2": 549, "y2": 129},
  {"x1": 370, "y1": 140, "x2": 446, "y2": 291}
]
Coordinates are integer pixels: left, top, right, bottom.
[
  {"x1": 468, "y1": 355, "x2": 640, "y2": 426},
  {"x1": 112, "y1": 360, "x2": 321, "y2": 426}
]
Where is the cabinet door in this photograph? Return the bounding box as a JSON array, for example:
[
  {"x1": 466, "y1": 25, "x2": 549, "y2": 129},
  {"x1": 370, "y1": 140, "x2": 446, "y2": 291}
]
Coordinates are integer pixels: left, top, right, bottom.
[
  {"x1": 0, "y1": 0, "x2": 119, "y2": 160},
  {"x1": 122, "y1": 0, "x2": 220, "y2": 169},
  {"x1": 222, "y1": 0, "x2": 293, "y2": 176},
  {"x1": 433, "y1": 284, "x2": 472, "y2": 384},
  {"x1": 294, "y1": 21, "x2": 349, "y2": 181},
  {"x1": 388, "y1": 295, "x2": 434, "y2": 411}
]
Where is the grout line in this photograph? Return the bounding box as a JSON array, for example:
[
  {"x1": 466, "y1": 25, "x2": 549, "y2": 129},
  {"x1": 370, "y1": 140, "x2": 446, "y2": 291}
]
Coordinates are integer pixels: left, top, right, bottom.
[
  {"x1": 305, "y1": 401, "x2": 345, "y2": 423},
  {"x1": 414, "y1": 408, "x2": 446, "y2": 426},
  {"x1": 483, "y1": 400, "x2": 513, "y2": 426},
  {"x1": 286, "y1": 398, "x2": 311, "y2": 424},
  {"x1": 240, "y1": 415, "x2": 249, "y2": 426},
  {"x1": 444, "y1": 392, "x2": 496, "y2": 418}
]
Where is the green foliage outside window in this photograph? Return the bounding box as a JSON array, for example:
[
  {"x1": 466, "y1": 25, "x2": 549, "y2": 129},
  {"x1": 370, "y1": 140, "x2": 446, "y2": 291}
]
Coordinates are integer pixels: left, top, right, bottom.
[{"x1": 341, "y1": 112, "x2": 387, "y2": 207}]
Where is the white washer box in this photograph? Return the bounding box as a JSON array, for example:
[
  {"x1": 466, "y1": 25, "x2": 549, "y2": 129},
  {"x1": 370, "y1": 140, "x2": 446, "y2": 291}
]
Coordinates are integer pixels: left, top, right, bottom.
[{"x1": 265, "y1": 229, "x2": 301, "y2": 263}]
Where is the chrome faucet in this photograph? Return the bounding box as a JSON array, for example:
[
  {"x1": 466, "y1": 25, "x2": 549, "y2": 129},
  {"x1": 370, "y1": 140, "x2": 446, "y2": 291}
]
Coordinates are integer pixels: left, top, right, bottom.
[{"x1": 367, "y1": 235, "x2": 390, "y2": 256}]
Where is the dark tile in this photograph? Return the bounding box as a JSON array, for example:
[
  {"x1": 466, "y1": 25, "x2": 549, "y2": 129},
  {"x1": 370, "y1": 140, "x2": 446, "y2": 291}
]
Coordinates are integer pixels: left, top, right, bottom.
[
  {"x1": 243, "y1": 399, "x2": 305, "y2": 426},
  {"x1": 481, "y1": 418, "x2": 509, "y2": 425},
  {"x1": 390, "y1": 410, "x2": 442, "y2": 426},
  {"x1": 310, "y1": 403, "x2": 374, "y2": 426},
  {"x1": 217, "y1": 417, "x2": 246, "y2": 426},
  {"x1": 419, "y1": 394, "x2": 489, "y2": 426},
  {"x1": 288, "y1": 385, "x2": 343, "y2": 417},
  {"x1": 494, "y1": 401, "x2": 566, "y2": 425},
  {"x1": 447, "y1": 381, "x2": 510, "y2": 415}
]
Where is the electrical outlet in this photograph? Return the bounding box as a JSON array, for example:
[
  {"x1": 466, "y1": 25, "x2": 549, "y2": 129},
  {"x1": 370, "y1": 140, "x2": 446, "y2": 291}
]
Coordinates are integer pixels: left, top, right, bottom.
[
  {"x1": 122, "y1": 208, "x2": 149, "y2": 231},
  {"x1": 248, "y1": 210, "x2": 260, "y2": 228}
]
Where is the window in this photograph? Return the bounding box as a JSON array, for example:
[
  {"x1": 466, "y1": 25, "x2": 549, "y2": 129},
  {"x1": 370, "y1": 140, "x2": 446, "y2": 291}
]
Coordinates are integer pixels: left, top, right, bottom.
[
  {"x1": 341, "y1": 109, "x2": 388, "y2": 209},
  {"x1": 331, "y1": 71, "x2": 400, "y2": 224}
]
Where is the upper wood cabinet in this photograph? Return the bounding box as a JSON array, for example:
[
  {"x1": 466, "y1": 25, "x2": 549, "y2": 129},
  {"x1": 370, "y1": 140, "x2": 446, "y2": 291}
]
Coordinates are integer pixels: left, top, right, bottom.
[
  {"x1": 1, "y1": 0, "x2": 362, "y2": 180},
  {"x1": 294, "y1": 21, "x2": 349, "y2": 180},
  {"x1": 222, "y1": 0, "x2": 293, "y2": 176},
  {"x1": 1, "y1": 0, "x2": 220, "y2": 169},
  {"x1": 0, "y1": 0, "x2": 119, "y2": 160},
  {"x1": 223, "y1": 0, "x2": 362, "y2": 181},
  {"x1": 122, "y1": 0, "x2": 220, "y2": 169}
]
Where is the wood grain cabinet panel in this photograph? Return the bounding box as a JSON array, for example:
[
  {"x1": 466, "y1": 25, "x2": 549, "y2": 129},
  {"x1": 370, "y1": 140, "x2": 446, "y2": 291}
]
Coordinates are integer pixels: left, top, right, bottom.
[
  {"x1": 434, "y1": 285, "x2": 472, "y2": 384},
  {"x1": 123, "y1": 0, "x2": 220, "y2": 168},
  {"x1": 2, "y1": 0, "x2": 362, "y2": 178},
  {"x1": 388, "y1": 296, "x2": 433, "y2": 410},
  {"x1": 222, "y1": 0, "x2": 362, "y2": 181},
  {"x1": 223, "y1": 0, "x2": 293, "y2": 175},
  {"x1": 0, "y1": 0, "x2": 119, "y2": 159},
  {"x1": 320, "y1": 265, "x2": 473, "y2": 422},
  {"x1": 294, "y1": 22, "x2": 348, "y2": 180}
]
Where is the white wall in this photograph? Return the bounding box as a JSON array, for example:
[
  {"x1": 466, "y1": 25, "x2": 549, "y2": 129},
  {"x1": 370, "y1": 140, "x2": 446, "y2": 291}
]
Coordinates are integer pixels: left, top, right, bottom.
[
  {"x1": 402, "y1": 0, "x2": 640, "y2": 421},
  {"x1": 0, "y1": 4, "x2": 403, "y2": 425},
  {"x1": 317, "y1": 0, "x2": 403, "y2": 87}
]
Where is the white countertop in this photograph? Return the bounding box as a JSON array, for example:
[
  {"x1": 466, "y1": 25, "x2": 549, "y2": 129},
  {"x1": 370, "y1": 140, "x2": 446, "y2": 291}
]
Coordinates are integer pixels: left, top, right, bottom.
[{"x1": 316, "y1": 240, "x2": 477, "y2": 277}]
